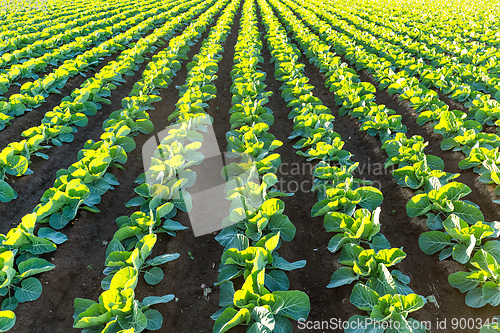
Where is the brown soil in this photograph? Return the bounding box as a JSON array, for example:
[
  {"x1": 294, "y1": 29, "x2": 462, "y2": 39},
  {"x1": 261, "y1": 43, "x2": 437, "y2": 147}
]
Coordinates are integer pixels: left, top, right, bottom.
[{"x1": 0, "y1": 3, "x2": 498, "y2": 333}]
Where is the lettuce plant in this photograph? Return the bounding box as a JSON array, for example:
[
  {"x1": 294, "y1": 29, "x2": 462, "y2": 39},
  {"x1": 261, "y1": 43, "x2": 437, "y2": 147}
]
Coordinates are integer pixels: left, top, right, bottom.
[
  {"x1": 420, "y1": 214, "x2": 497, "y2": 264},
  {"x1": 406, "y1": 181, "x2": 484, "y2": 229}
]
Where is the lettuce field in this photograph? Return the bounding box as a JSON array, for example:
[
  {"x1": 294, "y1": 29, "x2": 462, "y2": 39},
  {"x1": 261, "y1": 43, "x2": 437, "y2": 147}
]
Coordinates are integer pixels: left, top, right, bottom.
[{"x1": 0, "y1": 0, "x2": 500, "y2": 331}]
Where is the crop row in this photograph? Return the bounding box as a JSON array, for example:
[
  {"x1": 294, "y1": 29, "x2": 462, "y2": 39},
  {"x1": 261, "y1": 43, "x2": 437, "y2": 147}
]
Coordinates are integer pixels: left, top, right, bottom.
[
  {"x1": 213, "y1": 0, "x2": 309, "y2": 330},
  {"x1": 71, "y1": 0, "x2": 239, "y2": 330},
  {"x1": 0, "y1": 0, "x2": 161, "y2": 88},
  {"x1": 0, "y1": 0, "x2": 229, "y2": 330},
  {"x1": 1, "y1": 0, "x2": 499, "y2": 331},
  {"x1": 260, "y1": 0, "x2": 431, "y2": 331},
  {"x1": 0, "y1": 0, "x2": 100, "y2": 34},
  {"x1": 266, "y1": 0, "x2": 500, "y2": 330},
  {"x1": 0, "y1": 0, "x2": 129, "y2": 55},
  {"x1": 0, "y1": 0, "x2": 210, "y2": 203},
  {"x1": 292, "y1": 0, "x2": 500, "y2": 204},
  {"x1": 0, "y1": 0, "x2": 188, "y2": 130}
]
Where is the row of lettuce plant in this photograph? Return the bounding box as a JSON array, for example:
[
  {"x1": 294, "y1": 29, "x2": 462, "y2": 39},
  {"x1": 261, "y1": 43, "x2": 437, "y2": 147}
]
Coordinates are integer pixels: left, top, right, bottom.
[
  {"x1": 326, "y1": 0, "x2": 500, "y2": 123},
  {"x1": 317, "y1": 0, "x2": 500, "y2": 133},
  {"x1": 0, "y1": 0, "x2": 231, "y2": 330},
  {"x1": 72, "y1": 228, "x2": 180, "y2": 332},
  {"x1": 273, "y1": 0, "x2": 405, "y2": 141},
  {"x1": 121, "y1": 0, "x2": 239, "y2": 216},
  {"x1": 328, "y1": 0, "x2": 499, "y2": 69},
  {"x1": 0, "y1": 0, "x2": 93, "y2": 32},
  {"x1": 211, "y1": 0, "x2": 310, "y2": 331},
  {"x1": 122, "y1": 0, "x2": 239, "y2": 221},
  {"x1": 302, "y1": 0, "x2": 499, "y2": 128},
  {"x1": 0, "y1": 0, "x2": 91, "y2": 33},
  {"x1": 0, "y1": 0, "x2": 162, "y2": 91},
  {"x1": 259, "y1": 0, "x2": 428, "y2": 332},
  {"x1": 337, "y1": 0, "x2": 500, "y2": 48},
  {"x1": 0, "y1": 0, "x2": 209, "y2": 203},
  {"x1": 343, "y1": 1, "x2": 500, "y2": 75},
  {"x1": 285, "y1": 0, "x2": 500, "y2": 205},
  {"x1": 0, "y1": 0, "x2": 110, "y2": 34},
  {"x1": 69, "y1": 39, "x2": 223, "y2": 329},
  {"x1": 73, "y1": 0, "x2": 242, "y2": 328},
  {"x1": 266, "y1": 0, "x2": 500, "y2": 329},
  {"x1": 0, "y1": 0, "x2": 188, "y2": 129},
  {"x1": 0, "y1": 0, "x2": 127, "y2": 55},
  {"x1": 0, "y1": 0, "x2": 133, "y2": 72},
  {"x1": 325, "y1": 0, "x2": 499, "y2": 68},
  {"x1": 85, "y1": 0, "x2": 249, "y2": 330}
]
